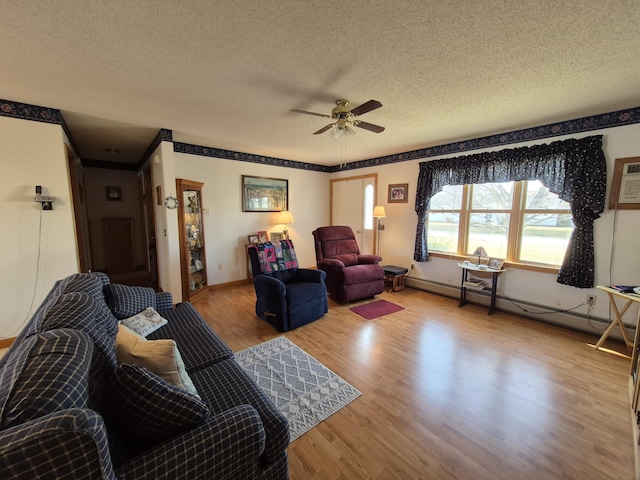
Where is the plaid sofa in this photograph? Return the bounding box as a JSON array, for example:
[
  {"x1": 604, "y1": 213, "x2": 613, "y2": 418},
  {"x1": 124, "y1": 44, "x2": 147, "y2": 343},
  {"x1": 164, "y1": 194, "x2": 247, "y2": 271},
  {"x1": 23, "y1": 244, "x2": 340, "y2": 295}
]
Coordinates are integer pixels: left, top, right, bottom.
[{"x1": 0, "y1": 273, "x2": 289, "y2": 480}]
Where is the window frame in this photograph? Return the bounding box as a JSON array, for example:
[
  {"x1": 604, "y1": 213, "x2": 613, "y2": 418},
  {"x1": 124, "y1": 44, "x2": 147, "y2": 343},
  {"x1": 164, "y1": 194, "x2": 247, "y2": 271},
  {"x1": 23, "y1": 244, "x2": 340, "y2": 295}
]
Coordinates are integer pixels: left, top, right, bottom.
[{"x1": 427, "y1": 180, "x2": 572, "y2": 272}]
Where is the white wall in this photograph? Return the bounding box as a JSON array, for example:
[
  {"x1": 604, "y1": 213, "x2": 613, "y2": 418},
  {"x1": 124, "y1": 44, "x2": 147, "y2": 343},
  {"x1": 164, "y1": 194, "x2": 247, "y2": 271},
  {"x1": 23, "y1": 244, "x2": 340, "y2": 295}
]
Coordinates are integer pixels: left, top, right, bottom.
[
  {"x1": 1, "y1": 112, "x2": 638, "y2": 340},
  {"x1": 151, "y1": 142, "x2": 182, "y2": 302},
  {"x1": 0, "y1": 116, "x2": 78, "y2": 339},
  {"x1": 334, "y1": 125, "x2": 640, "y2": 325},
  {"x1": 173, "y1": 153, "x2": 330, "y2": 285}
]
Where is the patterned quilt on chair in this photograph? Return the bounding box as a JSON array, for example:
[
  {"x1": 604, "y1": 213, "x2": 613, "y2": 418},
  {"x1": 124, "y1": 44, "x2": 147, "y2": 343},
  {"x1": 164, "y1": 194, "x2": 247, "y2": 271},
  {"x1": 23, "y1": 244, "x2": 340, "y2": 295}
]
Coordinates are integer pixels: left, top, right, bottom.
[{"x1": 252, "y1": 240, "x2": 298, "y2": 273}]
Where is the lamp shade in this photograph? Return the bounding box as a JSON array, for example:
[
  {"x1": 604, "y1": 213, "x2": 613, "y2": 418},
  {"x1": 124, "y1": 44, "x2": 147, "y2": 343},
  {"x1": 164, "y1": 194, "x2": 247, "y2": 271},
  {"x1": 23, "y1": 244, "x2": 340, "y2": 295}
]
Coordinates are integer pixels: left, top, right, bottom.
[
  {"x1": 472, "y1": 246, "x2": 488, "y2": 257},
  {"x1": 372, "y1": 206, "x2": 386, "y2": 218},
  {"x1": 277, "y1": 210, "x2": 294, "y2": 225}
]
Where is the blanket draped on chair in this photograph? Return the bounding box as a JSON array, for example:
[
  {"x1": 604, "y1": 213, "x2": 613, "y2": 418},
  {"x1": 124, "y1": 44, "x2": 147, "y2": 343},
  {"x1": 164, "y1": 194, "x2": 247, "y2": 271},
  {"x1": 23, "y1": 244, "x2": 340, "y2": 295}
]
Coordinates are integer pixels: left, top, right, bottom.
[{"x1": 252, "y1": 240, "x2": 298, "y2": 273}]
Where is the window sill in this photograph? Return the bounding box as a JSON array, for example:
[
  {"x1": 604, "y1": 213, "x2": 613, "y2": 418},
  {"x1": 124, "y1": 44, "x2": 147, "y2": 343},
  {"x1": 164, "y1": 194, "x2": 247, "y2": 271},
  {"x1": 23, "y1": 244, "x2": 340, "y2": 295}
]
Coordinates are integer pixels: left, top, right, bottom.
[{"x1": 427, "y1": 252, "x2": 560, "y2": 275}]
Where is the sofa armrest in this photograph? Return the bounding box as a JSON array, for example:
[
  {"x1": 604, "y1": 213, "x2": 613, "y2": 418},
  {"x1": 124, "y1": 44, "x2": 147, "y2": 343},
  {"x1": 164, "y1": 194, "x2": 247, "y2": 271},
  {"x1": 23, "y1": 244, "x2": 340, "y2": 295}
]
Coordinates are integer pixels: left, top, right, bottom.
[
  {"x1": 155, "y1": 291, "x2": 174, "y2": 310},
  {"x1": 0, "y1": 408, "x2": 116, "y2": 480},
  {"x1": 297, "y1": 268, "x2": 326, "y2": 283},
  {"x1": 115, "y1": 405, "x2": 266, "y2": 480},
  {"x1": 317, "y1": 258, "x2": 345, "y2": 270},
  {"x1": 357, "y1": 254, "x2": 382, "y2": 265}
]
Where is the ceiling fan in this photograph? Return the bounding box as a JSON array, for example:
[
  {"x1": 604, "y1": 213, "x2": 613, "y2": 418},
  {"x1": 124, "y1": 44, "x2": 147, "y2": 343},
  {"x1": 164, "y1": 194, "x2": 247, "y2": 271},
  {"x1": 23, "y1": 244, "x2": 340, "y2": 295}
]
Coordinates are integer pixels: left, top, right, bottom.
[{"x1": 291, "y1": 99, "x2": 385, "y2": 136}]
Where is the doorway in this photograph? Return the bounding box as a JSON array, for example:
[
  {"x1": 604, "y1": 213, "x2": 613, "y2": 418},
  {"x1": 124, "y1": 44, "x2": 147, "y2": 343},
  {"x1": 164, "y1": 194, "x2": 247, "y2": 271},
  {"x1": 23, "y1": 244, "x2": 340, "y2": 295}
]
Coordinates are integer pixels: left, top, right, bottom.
[{"x1": 330, "y1": 174, "x2": 378, "y2": 254}]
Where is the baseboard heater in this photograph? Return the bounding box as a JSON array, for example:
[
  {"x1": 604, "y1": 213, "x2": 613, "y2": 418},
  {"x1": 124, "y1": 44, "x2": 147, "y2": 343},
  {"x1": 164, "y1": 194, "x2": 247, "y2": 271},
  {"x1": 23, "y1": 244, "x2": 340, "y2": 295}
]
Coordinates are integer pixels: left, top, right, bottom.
[{"x1": 405, "y1": 276, "x2": 635, "y2": 344}]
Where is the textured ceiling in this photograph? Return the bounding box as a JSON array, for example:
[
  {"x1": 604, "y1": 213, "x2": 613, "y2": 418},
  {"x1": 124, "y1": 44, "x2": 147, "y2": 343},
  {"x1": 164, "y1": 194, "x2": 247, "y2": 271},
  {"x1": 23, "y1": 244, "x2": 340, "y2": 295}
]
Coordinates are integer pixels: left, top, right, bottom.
[{"x1": 2, "y1": 0, "x2": 639, "y2": 167}]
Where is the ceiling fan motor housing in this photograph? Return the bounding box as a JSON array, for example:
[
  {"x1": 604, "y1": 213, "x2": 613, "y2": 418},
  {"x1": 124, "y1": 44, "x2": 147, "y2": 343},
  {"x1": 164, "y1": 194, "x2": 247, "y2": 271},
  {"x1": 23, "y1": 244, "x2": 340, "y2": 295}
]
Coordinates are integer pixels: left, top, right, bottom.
[
  {"x1": 292, "y1": 98, "x2": 384, "y2": 135},
  {"x1": 332, "y1": 99, "x2": 354, "y2": 120}
]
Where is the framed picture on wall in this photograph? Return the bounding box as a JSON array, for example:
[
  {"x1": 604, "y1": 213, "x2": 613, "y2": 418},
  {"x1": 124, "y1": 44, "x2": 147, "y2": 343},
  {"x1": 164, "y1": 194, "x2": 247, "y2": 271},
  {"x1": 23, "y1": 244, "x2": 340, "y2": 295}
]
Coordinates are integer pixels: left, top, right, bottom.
[
  {"x1": 609, "y1": 156, "x2": 640, "y2": 210},
  {"x1": 106, "y1": 186, "x2": 122, "y2": 201},
  {"x1": 388, "y1": 183, "x2": 408, "y2": 203},
  {"x1": 242, "y1": 175, "x2": 288, "y2": 212}
]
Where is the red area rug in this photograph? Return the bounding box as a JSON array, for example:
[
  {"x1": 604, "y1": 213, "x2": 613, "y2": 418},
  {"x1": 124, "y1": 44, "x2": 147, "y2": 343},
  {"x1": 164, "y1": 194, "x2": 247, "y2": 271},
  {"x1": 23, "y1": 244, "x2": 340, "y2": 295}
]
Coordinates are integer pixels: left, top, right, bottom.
[{"x1": 349, "y1": 299, "x2": 405, "y2": 320}]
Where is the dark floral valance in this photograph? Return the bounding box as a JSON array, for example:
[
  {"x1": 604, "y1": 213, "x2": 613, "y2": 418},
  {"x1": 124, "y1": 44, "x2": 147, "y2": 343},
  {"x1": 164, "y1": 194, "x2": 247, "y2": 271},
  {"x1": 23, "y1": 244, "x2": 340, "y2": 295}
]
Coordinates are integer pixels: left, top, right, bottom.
[{"x1": 414, "y1": 135, "x2": 606, "y2": 288}]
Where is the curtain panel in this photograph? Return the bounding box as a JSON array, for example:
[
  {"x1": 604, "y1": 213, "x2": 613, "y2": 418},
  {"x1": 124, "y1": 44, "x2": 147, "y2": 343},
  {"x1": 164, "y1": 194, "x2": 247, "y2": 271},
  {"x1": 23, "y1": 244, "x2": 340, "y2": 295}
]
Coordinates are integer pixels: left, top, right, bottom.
[{"x1": 414, "y1": 135, "x2": 606, "y2": 288}]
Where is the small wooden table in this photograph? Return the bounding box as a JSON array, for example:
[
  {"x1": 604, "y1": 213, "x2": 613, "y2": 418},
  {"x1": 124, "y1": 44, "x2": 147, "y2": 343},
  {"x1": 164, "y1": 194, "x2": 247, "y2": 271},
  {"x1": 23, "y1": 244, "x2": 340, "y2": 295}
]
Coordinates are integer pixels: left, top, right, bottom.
[
  {"x1": 457, "y1": 262, "x2": 505, "y2": 315},
  {"x1": 594, "y1": 286, "x2": 639, "y2": 350}
]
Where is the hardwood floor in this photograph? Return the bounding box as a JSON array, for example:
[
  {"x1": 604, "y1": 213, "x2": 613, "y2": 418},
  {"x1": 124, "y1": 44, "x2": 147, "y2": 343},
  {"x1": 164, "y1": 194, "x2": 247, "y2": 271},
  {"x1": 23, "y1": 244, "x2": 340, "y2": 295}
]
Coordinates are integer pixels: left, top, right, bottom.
[{"x1": 193, "y1": 284, "x2": 634, "y2": 480}]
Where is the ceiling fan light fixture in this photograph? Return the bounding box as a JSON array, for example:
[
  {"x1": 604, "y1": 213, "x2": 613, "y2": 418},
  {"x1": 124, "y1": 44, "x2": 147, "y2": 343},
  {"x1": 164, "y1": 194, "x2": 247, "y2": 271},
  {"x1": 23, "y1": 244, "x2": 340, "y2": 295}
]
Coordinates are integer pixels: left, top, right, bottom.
[
  {"x1": 330, "y1": 122, "x2": 356, "y2": 140},
  {"x1": 345, "y1": 125, "x2": 356, "y2": 137},
  {"x1": 330, "y1": 124, "x2": 343, "y2": 140}
]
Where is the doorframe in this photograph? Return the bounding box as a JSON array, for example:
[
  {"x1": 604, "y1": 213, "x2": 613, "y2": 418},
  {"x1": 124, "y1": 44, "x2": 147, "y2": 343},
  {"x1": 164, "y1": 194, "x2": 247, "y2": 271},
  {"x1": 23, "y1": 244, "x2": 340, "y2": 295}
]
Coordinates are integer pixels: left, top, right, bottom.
[
  {"x1": 330, "y1": 173, "x2": 378, "y2": 254},
  {"x1": 65, "y1": 145, "x2": 92, "y2": 272}
]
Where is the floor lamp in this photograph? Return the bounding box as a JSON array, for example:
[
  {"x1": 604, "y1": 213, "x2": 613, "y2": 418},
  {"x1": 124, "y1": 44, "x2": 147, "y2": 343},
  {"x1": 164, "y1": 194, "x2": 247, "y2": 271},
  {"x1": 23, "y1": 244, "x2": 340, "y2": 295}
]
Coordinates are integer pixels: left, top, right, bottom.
[{"x1": 373, "y1": 206, "x2": 386, "y2": 257}]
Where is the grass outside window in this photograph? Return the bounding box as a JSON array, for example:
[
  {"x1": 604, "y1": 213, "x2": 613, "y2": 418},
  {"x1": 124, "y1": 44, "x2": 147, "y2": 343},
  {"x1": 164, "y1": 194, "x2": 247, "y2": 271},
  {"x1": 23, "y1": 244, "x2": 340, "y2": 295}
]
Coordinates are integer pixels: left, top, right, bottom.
[{"x1": 427, "y1": 180, "x2": 573, "y2": 267}]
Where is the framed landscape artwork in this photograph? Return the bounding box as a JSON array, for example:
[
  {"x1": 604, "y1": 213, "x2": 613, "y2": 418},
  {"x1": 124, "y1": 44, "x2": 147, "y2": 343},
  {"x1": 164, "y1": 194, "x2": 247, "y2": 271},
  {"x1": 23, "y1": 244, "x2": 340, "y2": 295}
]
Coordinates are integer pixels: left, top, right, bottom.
[{"x1": 242, "y1": 175, "x2": 288, "y2": 212}]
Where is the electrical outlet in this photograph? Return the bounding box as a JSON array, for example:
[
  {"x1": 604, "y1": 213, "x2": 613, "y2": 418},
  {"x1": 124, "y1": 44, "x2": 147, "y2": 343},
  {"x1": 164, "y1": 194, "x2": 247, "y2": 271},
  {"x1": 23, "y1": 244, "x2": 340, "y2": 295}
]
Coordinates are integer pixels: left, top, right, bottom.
[
  {"x1": 218, "y1": 263, "x2": 223, "y2": 270},
  {"x1": 587, "y1": 294, "x2": 596, "y2": 307},
  {"x1": 411, "y1": 263, "x2": 415, "y2": 270}
]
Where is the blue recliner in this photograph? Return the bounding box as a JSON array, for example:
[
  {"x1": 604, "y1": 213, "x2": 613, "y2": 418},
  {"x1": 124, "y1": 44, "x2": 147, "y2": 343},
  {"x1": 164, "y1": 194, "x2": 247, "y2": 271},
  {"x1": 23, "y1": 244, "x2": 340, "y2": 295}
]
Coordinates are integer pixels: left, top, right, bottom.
[{"x1": 247, "y1": 240, "x2": 328, "y2": 332}]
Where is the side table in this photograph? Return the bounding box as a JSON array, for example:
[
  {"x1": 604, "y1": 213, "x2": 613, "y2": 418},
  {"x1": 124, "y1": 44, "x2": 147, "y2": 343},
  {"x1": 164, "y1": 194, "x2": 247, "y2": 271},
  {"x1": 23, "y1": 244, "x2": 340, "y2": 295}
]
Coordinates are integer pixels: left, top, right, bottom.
[{"x1": 457, "y1": 262, "x2": 505, "y2": 315}]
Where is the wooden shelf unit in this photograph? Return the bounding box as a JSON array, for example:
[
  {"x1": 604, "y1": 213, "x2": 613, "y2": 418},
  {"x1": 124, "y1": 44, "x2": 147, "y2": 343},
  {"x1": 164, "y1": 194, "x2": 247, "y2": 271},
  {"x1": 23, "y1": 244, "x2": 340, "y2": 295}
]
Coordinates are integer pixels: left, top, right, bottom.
[{"x1": 177, "y1": 179, "x2": 209, "y2": 302}]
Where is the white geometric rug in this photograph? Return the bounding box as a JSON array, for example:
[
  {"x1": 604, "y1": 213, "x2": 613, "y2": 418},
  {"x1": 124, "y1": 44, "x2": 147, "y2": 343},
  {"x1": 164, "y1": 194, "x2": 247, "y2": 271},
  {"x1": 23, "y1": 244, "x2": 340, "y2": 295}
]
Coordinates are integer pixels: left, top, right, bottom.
[{"x1": 235, "y1": 336, "x2": 362, "y2": 442}]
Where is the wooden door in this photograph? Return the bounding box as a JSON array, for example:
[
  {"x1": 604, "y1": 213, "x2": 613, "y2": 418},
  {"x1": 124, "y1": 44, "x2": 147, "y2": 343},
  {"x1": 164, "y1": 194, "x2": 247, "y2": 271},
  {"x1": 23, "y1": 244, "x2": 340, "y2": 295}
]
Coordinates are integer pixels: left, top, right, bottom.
[
  {"x1": 104, "y1": 217, "x2": 136, "y2": 273},
  {"x1": 330, "y1": 174, "x2": 378, "y2": 254}
]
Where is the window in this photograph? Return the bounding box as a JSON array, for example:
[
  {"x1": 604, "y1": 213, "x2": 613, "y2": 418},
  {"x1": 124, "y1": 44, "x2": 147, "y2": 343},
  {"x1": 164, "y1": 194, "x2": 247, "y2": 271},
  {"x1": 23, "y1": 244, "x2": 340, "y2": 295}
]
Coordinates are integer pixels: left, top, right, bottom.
[
  {"x1": 364, "y1": 184, "x2": 374, "y2": 230},
  {"x1": 427, "y1": 180, "x2": 573, "y2": 267}
]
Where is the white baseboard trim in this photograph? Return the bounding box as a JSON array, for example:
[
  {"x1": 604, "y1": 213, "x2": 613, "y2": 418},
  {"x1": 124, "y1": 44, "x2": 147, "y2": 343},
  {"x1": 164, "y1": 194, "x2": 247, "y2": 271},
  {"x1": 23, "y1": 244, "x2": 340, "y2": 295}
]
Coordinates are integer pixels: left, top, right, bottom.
[{"x1": 405, "y1": 276, "x2": 634, "y2": 344}]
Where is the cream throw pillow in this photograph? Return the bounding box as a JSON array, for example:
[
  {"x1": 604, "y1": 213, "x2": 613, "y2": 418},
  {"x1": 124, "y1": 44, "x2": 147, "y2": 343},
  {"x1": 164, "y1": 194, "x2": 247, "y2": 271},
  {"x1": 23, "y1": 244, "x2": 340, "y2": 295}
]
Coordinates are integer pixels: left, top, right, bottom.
[
  {"x1": 120, "y1": 307, "x2": 168, "y2": 337},
  {"x1": 115, "y1": 324, "x2": 199, "y2": 397}
]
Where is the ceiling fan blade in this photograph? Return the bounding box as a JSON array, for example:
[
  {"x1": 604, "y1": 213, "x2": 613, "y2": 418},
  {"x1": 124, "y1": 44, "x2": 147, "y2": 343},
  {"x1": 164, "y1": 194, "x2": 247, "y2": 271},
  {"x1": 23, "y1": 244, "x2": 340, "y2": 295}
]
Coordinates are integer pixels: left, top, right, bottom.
[
  {"x1": 313, "y1": 124, "x2": 335, "y2": 135},
  {"x1": 355, "y1": 121, "x2": 385, "y2": 133},
  {"x1": 349, "y1": 99, "x2": 382, "y2": 117},
  {"x1": 291, "y1": 109, "x2": 331, "y2": 118}
]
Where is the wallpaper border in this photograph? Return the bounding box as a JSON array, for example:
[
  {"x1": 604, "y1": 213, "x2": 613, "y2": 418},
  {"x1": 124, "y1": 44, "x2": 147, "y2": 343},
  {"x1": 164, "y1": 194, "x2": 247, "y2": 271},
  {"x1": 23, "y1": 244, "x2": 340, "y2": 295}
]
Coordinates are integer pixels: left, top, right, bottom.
[{"x1": 2, "y1": 98, "x2": 639, "y2": 172}]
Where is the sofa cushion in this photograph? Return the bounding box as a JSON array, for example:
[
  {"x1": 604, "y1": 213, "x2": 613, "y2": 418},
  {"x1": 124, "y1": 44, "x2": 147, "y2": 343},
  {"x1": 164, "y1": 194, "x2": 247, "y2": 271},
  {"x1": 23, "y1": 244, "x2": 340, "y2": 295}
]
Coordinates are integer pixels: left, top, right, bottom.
[
  {"x1": 63, "y1": 272, "x2": 107, "y2": 298},
  {"x1": 63, "y1": 273, "x2": 119, "y2": 337},
  {"x1": 115, "y1": 324, "x2": 199, "y2": 396},
  {"x1": 147, "y1": 302, "x2": 233, "y2": 371},
  {"x1": 103, "y1": 284, "x2": 157, "y2": 320},
  {"x1": 40, "y1": 292, "x2": 117, "y2": 414},
  {"x1": 41, "y1": 292, "x2": 117, "y2": 369},
  {"x1": 120, "y1": 307, "x2": 167, "y2": 337},
  {"x1": 108, "y1": 364, "x2": 210, "y2": 448},
  {"x1": 190, "y1": 358, "x2": 289, "y2": 463},
  {"x1": 0, "y1": 329, "x2": 91, "y2": 429}
]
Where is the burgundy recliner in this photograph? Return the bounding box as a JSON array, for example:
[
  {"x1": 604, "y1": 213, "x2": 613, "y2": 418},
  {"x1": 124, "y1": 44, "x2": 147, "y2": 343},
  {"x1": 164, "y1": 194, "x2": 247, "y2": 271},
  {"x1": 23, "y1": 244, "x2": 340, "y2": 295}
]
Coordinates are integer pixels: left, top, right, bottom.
[{"x1": 312, "y1": 226, "x2": 384, "y2": 303}]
